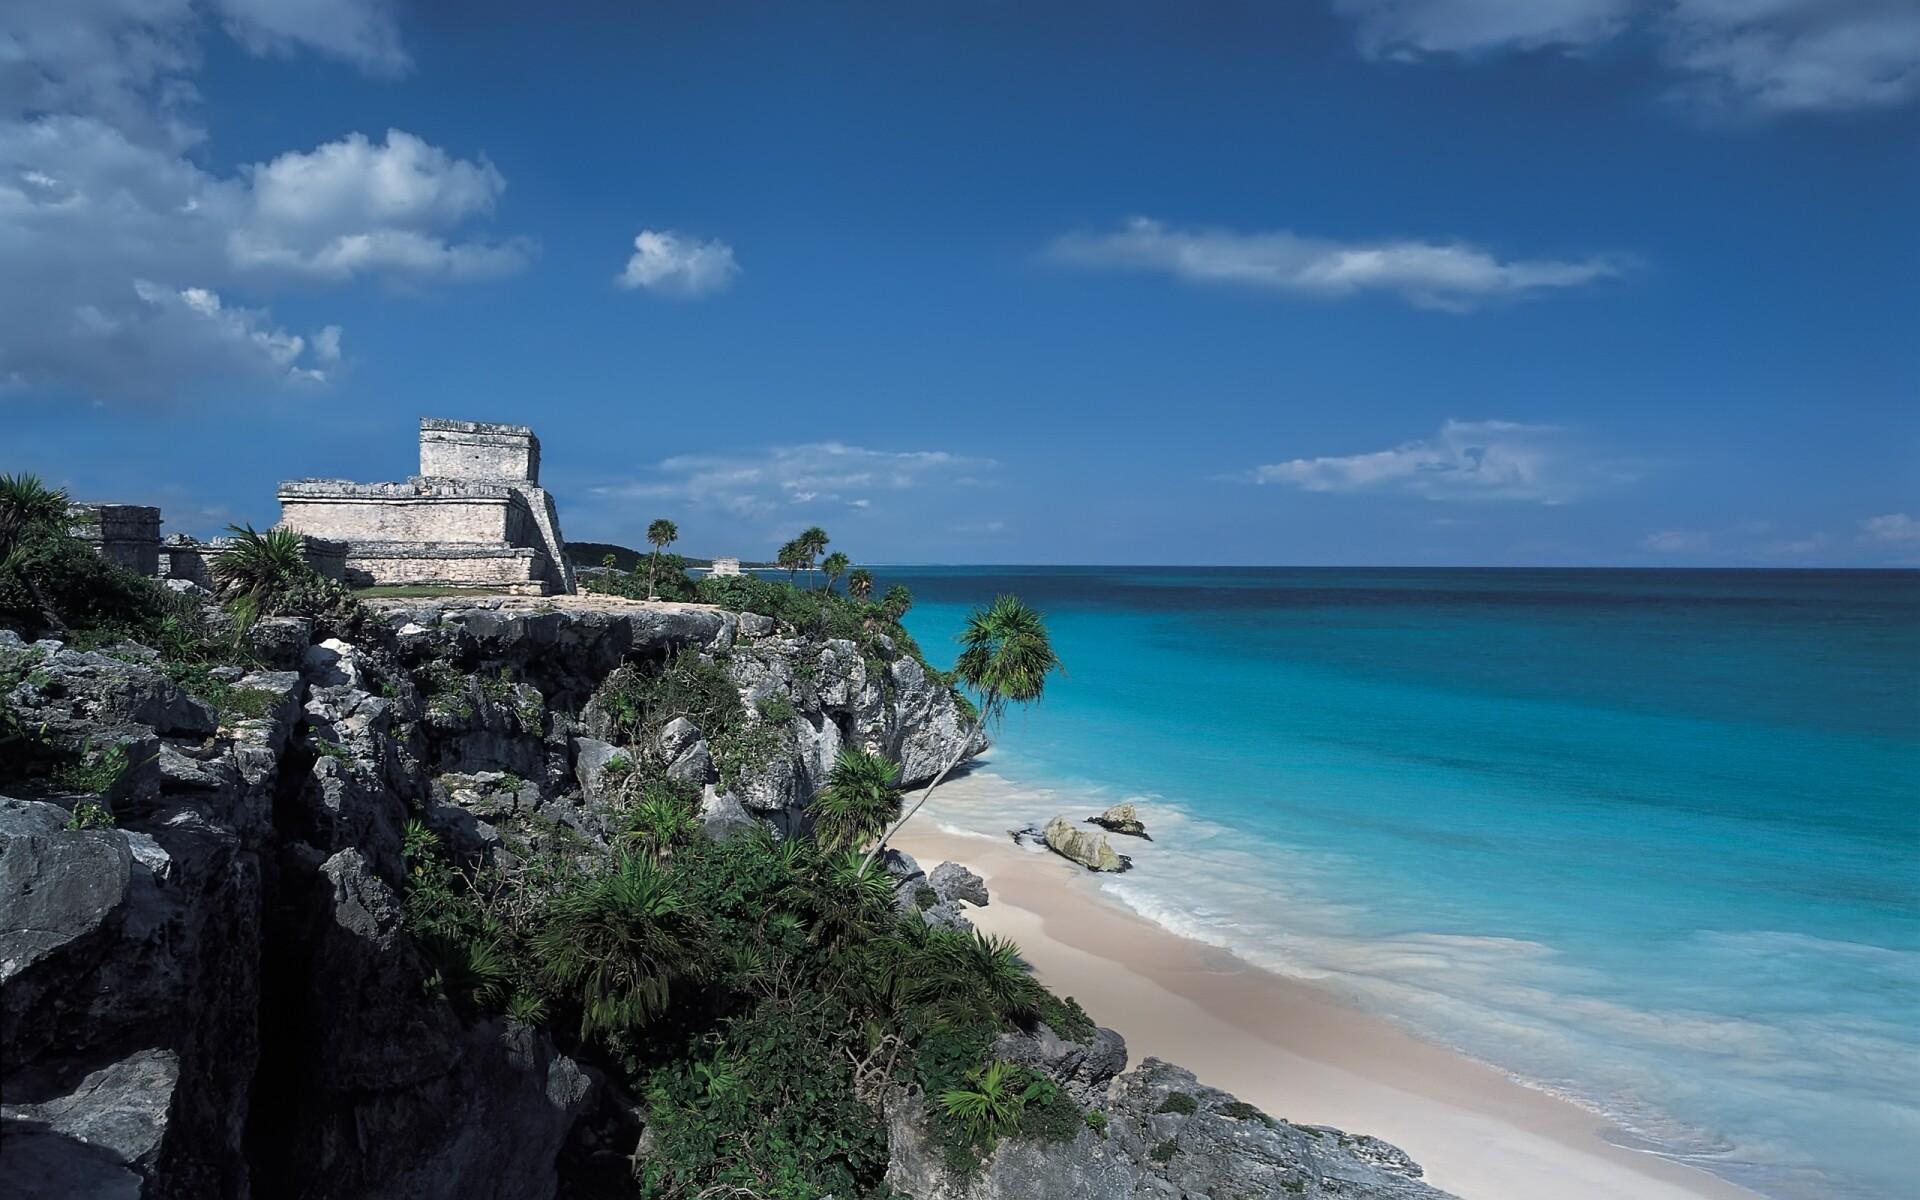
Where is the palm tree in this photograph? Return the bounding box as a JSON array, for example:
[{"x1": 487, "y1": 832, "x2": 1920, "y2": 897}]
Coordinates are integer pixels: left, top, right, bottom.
[
  {"x1": 533, "y1": 853, "x2": 701, "y2": 1041},
  {"x1": 879, "y1": 584, "x2": 912, "y2": 623},
  {"x1": 0, "y1": 474, "x2": 74, "y2": 634},
  {"x1": 820, "y1": 550, "x2": 850, "y2": 594},
  {"x1": 864, "y1": 594, "x2": 1059, "y2": 871},
  {"x1": 847, "y1": 568, "x2": 874, "y2": 603},
  {"x1": 644, "y1": 518, "x2": 679, "y2": 600},
  {"x1": 810, "y1": 748, "x2": 902, "y2": 853},
  {"x1": 211, "y1": 524, "x2": 310, "y2": 630},
  {"x1": 776, "y1": 538, "x2": 806, "y2": 585},
  {"x1": 797, "y1": 525, "x2": 829, "y2": 586}
]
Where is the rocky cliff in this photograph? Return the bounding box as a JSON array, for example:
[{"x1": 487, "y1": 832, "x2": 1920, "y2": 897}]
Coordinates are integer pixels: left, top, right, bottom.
[
  {"x1": 0, "y1": 596, "x2": 983, "y2": 1200},
  {"x1": 1, "y1": 595, "x2": 1452, "y2": 1200}
]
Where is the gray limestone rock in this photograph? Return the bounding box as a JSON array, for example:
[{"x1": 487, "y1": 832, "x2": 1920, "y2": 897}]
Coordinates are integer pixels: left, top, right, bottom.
[
  {"x1": 697, "y1": 786, "x2": 758, "y2": 841},
  {"x1": 573, "y1": 736, "x2": 630, "y2": 800},
  {"x1": 929, "y1": 860, "x2": 989, "y2": 907},
  {"x1": 1043, "y1": 815, "x2": 1132, "y2": 873}
]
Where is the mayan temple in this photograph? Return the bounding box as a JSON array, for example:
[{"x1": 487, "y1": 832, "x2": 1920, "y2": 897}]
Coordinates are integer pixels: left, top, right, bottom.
[{"x1": 276, "y1": 418, "x2": 576, "y2": 595}]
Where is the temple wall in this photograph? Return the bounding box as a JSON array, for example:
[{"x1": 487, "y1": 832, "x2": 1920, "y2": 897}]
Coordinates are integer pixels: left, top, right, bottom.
[
  {"x1": 279, "y1": 495, "x2": 512, "y2": 544},
  {"x1": 419, "y1": 418, "x2": 540, "y2": 484}
]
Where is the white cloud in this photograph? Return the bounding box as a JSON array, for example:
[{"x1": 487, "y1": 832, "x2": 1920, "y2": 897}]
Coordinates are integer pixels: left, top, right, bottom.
[
  {"x1": 0, "y1": 2, "x2": 527, "y2": 401},
  {"x1": 211, "y1": 0, "x2": 409, "y2": 75},
  {"x1": 616, "y1": 230, "x2": 740, "y2": 298},
  {"x1": 1049, "y1": 218, "x2": 1619, "y2": 311},
  {"x1": 1665, "y1": 0, "x2": 1920, "y2": 114},
  {"x1": 1861, "y1": 513, "x2": 1920, "y2": 543},
  {"x1": 231, "y1": 130, "x2": 530, "y2": 284},
  {"x1": 1334, "y1": 0, "x2": 1633, "y2": 57},
  {"x1": 594, "y1": 442, "x2": 994, "y2": 519},
  {"x1": 1333, "y1": 0, "x2": 1920, "y2": 114},
  {"x1": 1642, "y1": 528, "x2": 1713, "y2": 552},
  {"x1": 1250, "y1": 419, "x2": 1608, "y2": 502}
]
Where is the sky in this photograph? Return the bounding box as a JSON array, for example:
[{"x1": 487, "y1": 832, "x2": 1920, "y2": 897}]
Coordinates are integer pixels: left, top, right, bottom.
[{"x1": 3, "y1": 0, "x2": 1916, "y2": 566}]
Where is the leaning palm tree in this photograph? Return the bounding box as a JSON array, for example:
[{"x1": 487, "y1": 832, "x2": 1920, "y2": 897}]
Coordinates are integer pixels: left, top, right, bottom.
[
  {"x1": 847, "y1": 568, "x2": 874, "y2": 603},
  {"x1": 863, "y1": 594, "x2": 1060, "y2": 871},
  {"x1": 534, "y1": 853, "x2": 700, "y2": 1041},
  {"x1": 810, "y1": 748, "x2": 902, "y2": 853},
  {"x1": 644, "y1": 518, "x2": 679, "y2": 600},
  {"x1": 820, "y1": 550, "x2": 850, "y2": 594}
]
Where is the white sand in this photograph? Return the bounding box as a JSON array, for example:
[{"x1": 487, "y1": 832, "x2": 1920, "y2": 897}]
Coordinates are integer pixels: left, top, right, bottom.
[{"x1": 892, "y1": 824, "x2": 1761, "y2": 1200}]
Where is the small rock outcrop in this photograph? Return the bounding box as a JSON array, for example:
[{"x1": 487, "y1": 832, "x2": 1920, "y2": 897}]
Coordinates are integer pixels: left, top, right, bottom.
[
  {"x1": 1086, "y1": 801, "x2": 1150, "y2": 840},
  {"x1": 885, "y1": 1042, "x2": 1457, "y2": 1200},
  {"x1": 1043, "y1": 814, "x2": 1132, "y2": 872}
]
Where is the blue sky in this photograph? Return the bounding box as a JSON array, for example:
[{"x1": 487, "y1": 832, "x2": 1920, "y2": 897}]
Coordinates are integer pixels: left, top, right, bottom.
[{"x1": 4, "y1": 0, "x2": 1916, "y2": 566}]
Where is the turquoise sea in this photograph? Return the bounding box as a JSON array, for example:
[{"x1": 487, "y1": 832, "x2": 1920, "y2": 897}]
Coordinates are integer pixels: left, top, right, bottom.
[{"x1": 878, "y1": 568, "x2": 1919, "y2": 1200}]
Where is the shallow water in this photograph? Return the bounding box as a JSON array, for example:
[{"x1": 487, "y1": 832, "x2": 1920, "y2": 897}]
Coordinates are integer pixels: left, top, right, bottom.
[{"x1": 876, "y1": 567, "x2": 1920, "y2": 1200}]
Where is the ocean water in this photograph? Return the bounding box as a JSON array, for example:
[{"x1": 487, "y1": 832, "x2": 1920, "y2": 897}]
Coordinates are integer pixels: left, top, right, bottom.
[{"x1": 877, "y1": 567, "x2": 1920, "y2": 1200}]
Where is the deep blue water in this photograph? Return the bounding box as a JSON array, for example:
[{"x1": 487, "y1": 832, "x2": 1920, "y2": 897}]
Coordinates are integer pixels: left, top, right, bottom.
[{"x1": 876, "y1": 567, "x2": 1919, "y2": 1200}]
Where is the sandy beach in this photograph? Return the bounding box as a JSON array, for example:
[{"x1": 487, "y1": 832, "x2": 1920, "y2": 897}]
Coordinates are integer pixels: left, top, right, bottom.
[{"x1": 892, "y1": 820, "x2": 1762, "y2": 1200}]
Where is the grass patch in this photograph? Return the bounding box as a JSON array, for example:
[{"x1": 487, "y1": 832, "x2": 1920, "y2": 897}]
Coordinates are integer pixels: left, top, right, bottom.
[{"x1": 1156, "y1": 1091, "x2": 1197, "y2": 1115}]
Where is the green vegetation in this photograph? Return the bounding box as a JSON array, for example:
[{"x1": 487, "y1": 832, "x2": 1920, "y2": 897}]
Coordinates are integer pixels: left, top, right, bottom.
[
  {"x1": 1219, "y1": 1099, "x2": 1276, "y2": 1126},
  {"x1": 1149, "y1": 1139, "x2": 1180, "y2": 1164},
  {"x1": 66, "y1": 800, "x2": 115, "y2": 829},
  {"x1": 401, "y1": 812, "x2": 1095, "y2": 1198},
  {"x1": 645, "y1": 518, "x2": 680, "y2": 601},
  {"x1": 1156, "y1": 1091, "x2": 1198, "y2": 1115},
  {"x1": 810, "y1": 748, "x2": 903, "y2": 853},
  {"x1": 567, "y1": 540, "x2": 646, "y2": 571}
]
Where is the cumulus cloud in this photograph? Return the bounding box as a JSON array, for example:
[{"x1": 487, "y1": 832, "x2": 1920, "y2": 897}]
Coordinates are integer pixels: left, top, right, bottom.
[
  {"x1": 616, "y1": 230, "x2": 740, "y2": 298},
  {"x1": 1048, "y1": 218, "x2": 1619, "y2": 311},
  {"x1": 0, "y1": 1, "x2": 529, "y2": 401},
  {"x1": 1249, "y1": 420, "x2": 1612, "y2": 502},
  {"x1": 1861, "y1": 513, "x2": 1920, "y2": 543},
  {"x1": 1333, "y1": 0, "x2": 1920, "y2": 115},
  {"x1": 594, "y1": 443, "x2": 994, "y2": 519}
]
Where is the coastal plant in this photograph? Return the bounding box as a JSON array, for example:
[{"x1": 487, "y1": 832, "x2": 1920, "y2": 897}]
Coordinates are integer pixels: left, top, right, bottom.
[
  {"x1": 939, "y1": 1061, "x2": 1028, "y2": 1142},
  {"x1": 820, "y1": 550, "x2": 850, "y2": 594},
  {"x1": 809, "y1": 747, "x2": 903, "y2": 853},
  {"x1": 847, "y1": 567, "x2": 874, "y2": 602},
  {"x1": 865, "y1": 593, "x2": 1060, "y2": 871},
  {"x1": 66, "y1": 800, "x2": 115, "y2": 829},
  {"x1": 534, "y1": 852, "x2": 702, "y2": 1041},
  {"x1": 1156, "y1": 1091, "x2": 1198, "y2": 1115},
  {"x1": 644, "y1": 517, "x2": 678, "y2": 600}
]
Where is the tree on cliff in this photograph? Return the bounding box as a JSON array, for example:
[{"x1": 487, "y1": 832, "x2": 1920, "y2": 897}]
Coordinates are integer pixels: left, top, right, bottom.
[
  {"x1": 847, "y1": 568, "x2": 874, "y2": 602},
  {"x1": 821, "y1": 550, "x2": 850, "y2": 594},
  {"x1": 880, "y1": 584, "x2": 912, "y2": 622},
  {"x1": 864, "y1": 594, "x2": 1060, "y2": 871},
  {"x1": 645, "y1": 518, "x2": 679, "y2": 600},
  {"x1": 795, "y1": 526, "x2": 830, "y2": 587},
  {"x1": 777, "y1": 538, "x2": 805, "y2": 584},
  {"x1": 811, "y1": 748, "x2": 903, "y2": 853}
]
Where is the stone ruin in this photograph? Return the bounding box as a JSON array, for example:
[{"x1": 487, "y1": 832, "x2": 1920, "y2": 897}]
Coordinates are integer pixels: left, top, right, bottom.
[
  {"x1": 277, "y1": 418, "x2": 576, "y2": 596},
  {"x1": 66, "y1": 503, "x2": 346, "y2": 592},
  {"x1": 62, "y1": 418, "x2": 576, "y2": 598}
]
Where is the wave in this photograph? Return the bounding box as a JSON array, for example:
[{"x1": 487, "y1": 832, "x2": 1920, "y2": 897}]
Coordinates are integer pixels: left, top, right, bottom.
[{"x1": 918, "y1": 768, "x2": 1920, "y2": 1200}]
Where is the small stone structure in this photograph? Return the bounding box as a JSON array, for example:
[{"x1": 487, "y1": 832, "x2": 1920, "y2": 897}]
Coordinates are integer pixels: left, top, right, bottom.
[
  {"x1": 709, "y1": 557, "x2": 742, "y2": 577},
  {"x1": 67, "y1": 504, "x2": 161, "y2": 577},
  {"x1": 277, "y1": 418, "x2": 575, "y2": 596},
  {"x1": 68, "y1": 505, "x2": 344, "y2": 588}
]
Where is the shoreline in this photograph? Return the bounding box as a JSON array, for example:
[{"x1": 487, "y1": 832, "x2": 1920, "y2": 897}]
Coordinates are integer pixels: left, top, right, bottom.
[{"x1": 893, "y1": 814, "x2": 1763, "y2": 1200}]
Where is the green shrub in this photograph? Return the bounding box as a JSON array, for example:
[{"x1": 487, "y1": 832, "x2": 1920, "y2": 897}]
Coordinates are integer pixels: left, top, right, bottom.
[
  {"x1": 1156, "y1": 1091, "x2": 1198, "y2": 1115},
  {"x1": 1149, "y1": 1139, "x2": 1179, "y2": 1163},
  {"x1": 1220, "y1": 1099, "x2": 1276, "y2": 1126},
  {"x1": 66, "y1": 800, "x2": 115, "y2": 830}
]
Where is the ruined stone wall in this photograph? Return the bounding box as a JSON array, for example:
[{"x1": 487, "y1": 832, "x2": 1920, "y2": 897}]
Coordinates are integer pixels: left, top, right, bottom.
[
  {"x1": 419, "y1": 418, "x2": 540, "y2": 484},
  {"x1": 341, "y1": 544, "x2": 548, "y2": 594},
  {"x1": 278, "y1": 483, "x2": 516, "y2": 545},
  {"x1": 67, "y1": 504, "x2": 160, "y2": 577}
]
